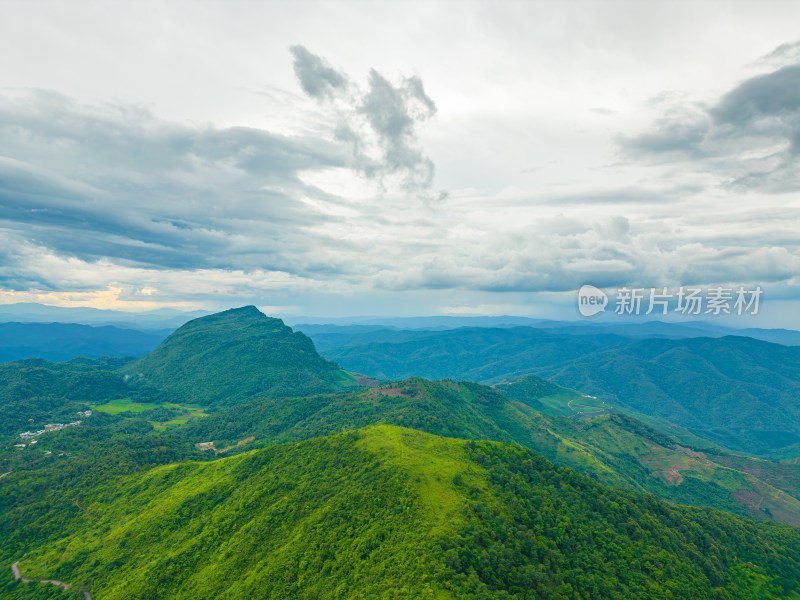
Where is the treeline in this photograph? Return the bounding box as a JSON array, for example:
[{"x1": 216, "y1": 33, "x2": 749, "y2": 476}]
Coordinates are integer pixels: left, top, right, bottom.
[
  {"x1": 435, "y1": 440, "x2": 800, "y2": 599},
  {"x1": 7, "y1": 426, "x2": 800, "y2": 599}
]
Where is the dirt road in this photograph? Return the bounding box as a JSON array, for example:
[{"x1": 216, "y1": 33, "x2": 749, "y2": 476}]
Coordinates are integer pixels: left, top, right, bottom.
[{"x1": 11, "y1": 560, "x2": 93, "y2": 599}]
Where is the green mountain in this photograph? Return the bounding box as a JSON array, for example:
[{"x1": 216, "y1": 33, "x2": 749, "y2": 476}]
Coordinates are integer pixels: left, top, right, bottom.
[
  {"x1": 8, "y1": 426, "x2": 800, "y2": 600},
  {"x1": 4, "y1": 309, "x2": 800, "y2": 597},
  {"x1": 120, "y1": 306, "x2": 359, "y2": 407},
  {"x1": 5, "y1": 309, "x2": 800, "y2": 527},
  {"x1": 302, "y1": 324, "x2": 800, "y2": 458},
  {"x1": 175, "y1": 377, "x2": 800, "y2": 526},
  {"x1": 310, "y1": 325, "x2": 627, "y2": 382},
  {"x1": 537, "y1": 336, "x2": 800, "y2": 456}
]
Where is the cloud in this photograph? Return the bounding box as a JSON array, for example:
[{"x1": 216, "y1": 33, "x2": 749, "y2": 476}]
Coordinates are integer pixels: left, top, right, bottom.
[
  {"x1": 291, "y1": 45, "x2": 440, "y2": 196},
  {"x1": 757, "y1": 41, "x2": 800, "y2": 67},
  {"x1": 0, "y1": 90, "x2": 355, "y2": 274},
  {"x1": 289, "y1": 45, "x2": 348, "y2": 99},
  {"x1": 712, "y1": 64, "x2": 800, "y2": 127},
  {"x1": 619, "y1": 43, "x2": 800, "y2": 193},
  {"x1": 617, "y1": 108, "x2": 710, "y2": 157},
  {"x1": 1, "y1": 44, "x2": 797, "y2": 313}
]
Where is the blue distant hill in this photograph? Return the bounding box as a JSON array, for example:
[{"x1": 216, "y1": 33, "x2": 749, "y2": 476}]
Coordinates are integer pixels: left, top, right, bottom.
[{"x1": 0, "y1": 322, "x2": 171, "y2": 362}]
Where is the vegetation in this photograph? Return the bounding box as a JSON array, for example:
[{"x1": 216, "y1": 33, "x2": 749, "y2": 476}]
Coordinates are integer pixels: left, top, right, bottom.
[
  {"x1": 3, "y1": 308, "x2": 800, "y2": 597},
  {"x1": 538, "y1": 336, "x2": 800, "y2": 455},
  {"x1": 0, "y1": 358, "x2": 128, "y2": 439},
  {"x1": 173, "y1": 377, "x2": 800, "y2": 525},
  {"x1": 308, "y1": 325, "x2": 625, "y2": 382},
  {"x1": 119, "y1": 306, "x2": 360, "y2": 407},
  {"x1": 302, "y1": 324, "x2": 800, "y2": 457},
  {"x1": 8, "y1": 426, "x2": 800, "y2": 599}
]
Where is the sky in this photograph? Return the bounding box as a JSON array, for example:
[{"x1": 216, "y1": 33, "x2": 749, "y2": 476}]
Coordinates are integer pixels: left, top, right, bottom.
[{"x1": 1, "y1": 0, "x2": 799, "y2": 326}]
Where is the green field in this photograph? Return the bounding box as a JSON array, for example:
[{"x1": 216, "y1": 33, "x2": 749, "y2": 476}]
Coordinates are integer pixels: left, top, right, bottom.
[
  {"x1": 92, "y1": 399, "x2": 206, "y2": 415},
  {"x1": 536, "y1": 389, "x2": 608, "y2": 417},
  {"x1": 90, "y1": 399, "x2": 164, "y2": 414},
  {"x1": 92, "y1": 400, "x2": 206, "y2": 435}
]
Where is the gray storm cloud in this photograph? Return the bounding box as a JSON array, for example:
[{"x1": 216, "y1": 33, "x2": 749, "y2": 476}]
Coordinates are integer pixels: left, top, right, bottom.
[
  {"x1": 620, "y1": 43, "x2": 800, "y2": 192},
  {"x1": 0, "y1": 90, "x2": 348, "y2": 273},
  {"x1": 291, "y1": 45, "x2": 439, "y2": 195}
]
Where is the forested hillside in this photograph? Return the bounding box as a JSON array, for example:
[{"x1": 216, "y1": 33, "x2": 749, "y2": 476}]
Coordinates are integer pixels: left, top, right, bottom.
[
  {"x1": 538, "y1": 336, "x2": 800, "y2": 455},
  {"x1": 3, "y1": 308, "x2": 800, "y2": 598},
  {"x1": 120, "y1": 306, "x2": 359, "y2": 407},
  {"x1": 174, "y1": 377, "x2": 800, "y2": 525},
  {"x1": 6, "y1": 426, "x2": 800, "y2": 600},
  {"x1": 301, "y1": 325, "x2": 800, "y2": 457}
]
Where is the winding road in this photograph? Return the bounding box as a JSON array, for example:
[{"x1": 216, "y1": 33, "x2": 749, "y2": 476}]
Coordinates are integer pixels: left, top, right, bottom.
[
  {"x1": 567, "y1": 395, "x2": 613, "y2": 417},
  {"x1": 11, "y1": 560, "x2": 93, "y2": 599}
]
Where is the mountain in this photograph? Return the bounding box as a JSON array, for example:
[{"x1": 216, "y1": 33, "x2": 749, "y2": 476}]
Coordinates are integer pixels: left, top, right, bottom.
[
  {"x1": 120, "y1": 306, "x2": 359, "y2": 407},
  {"x1": 8, "y1": 426, "x2": 800, "y2": 600},
  {"x1": 0, "y1": 322, "x2": 171, "y2": 363},
  {"x1": 300, "y1": 324, "x2": 800, "y2": 457},
  {"x1": 175, "y1": 377, "x2": 800, "y2": 526},
  {"x1": 5, "y1": 308, "x2": 800, "y2": 525},
  {"x1": 537, "y1": 336, "x2": 800, "y2": 455},
  {"x1": 308, "y1": 325, "x2": 628, "y2": 382},
  {"x1": 295, "y1": 319, "x2": 800, "y2": 346},
  {"x1": 0, "y1": 302, "x2": 209, "y2": 330}
]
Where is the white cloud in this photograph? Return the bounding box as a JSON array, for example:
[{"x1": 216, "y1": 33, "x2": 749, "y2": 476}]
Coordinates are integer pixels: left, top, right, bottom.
[{"x1": 0, "y1": 2, "x2": 799, "y2": 324}]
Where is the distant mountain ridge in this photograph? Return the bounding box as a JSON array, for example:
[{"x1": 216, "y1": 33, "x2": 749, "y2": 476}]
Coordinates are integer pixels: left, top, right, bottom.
[
  {"x1": 298, "y1": 323, "x2": 800, "y2": 457},
  {"x1": 293, "y1": 317, "x2": 800, "y2": 345},
  {"x1": 0, "y1": 322, "x2": 170, "y2": 362},
  {"x1": 0, "y1": 302, "x2": 209, "y2": 330},
  {"x1": 539, "y1": 335, "x2": 800, "y2": 455}
]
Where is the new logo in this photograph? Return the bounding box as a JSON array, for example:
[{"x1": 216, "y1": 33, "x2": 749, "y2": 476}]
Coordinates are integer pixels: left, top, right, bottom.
[{"x1": 578, "y1": 285, "x2": 608, "y2": 317}]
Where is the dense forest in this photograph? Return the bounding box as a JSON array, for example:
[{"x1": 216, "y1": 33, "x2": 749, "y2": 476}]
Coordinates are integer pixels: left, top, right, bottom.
[
  {"x1": 120, "y1": 307, "x2": 359, "y2": 406},
  {"x1": 2, "y1": 308, "x2": 800, "y2": 597},
  {"x1": 4, "y1": 426, "x2": 800, "y2": 599},
  {"x1": 302, "y1": 324, "x2": 800, "y2": 456}
]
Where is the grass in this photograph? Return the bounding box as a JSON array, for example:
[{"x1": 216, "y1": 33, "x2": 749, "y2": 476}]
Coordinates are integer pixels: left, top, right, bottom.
[
  {"x1": 92, "y1": 399, "x2": 206, "y2": 416},
  {"x1": 535, "y1": 389, "x2": 600, "y2": 417},
  {"x1": 331, "y1": 369, "x2": 366, "y2": 389},
  {"x1": 92, "y1": 399, "x2": 206, "y2": 434},
  {"x1": 91, "y1": 399, "x2": 164, "y2": 414},
  {"x1": 148, "y1": 418, "x2": 190, "y2": 432},
  {"x1": 357, "y1": 424, "x2": 486, "y2": 534}
]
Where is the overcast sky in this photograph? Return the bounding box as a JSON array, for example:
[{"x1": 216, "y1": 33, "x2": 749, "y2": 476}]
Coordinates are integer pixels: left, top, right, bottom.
[{"x1": 1, "y1": 0, "x2": 799, "y2": 326}]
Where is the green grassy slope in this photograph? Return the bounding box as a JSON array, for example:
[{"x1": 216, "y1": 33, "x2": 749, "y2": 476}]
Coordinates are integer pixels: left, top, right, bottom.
[
  {"x1": 10, "y1": 426, "x2": 800, "y2": 600},
  {"x1": 175, "y1": 377, "x2": 800, "y2": 526},
  {"x1": 120, "y1": 306, "x2": 358, "y2": 407}
]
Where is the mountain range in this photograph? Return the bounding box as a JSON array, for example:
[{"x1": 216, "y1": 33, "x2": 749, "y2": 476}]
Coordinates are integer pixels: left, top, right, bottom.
[{"x1": 2, "y1": 306, "x2": 800, "y2": 597}]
